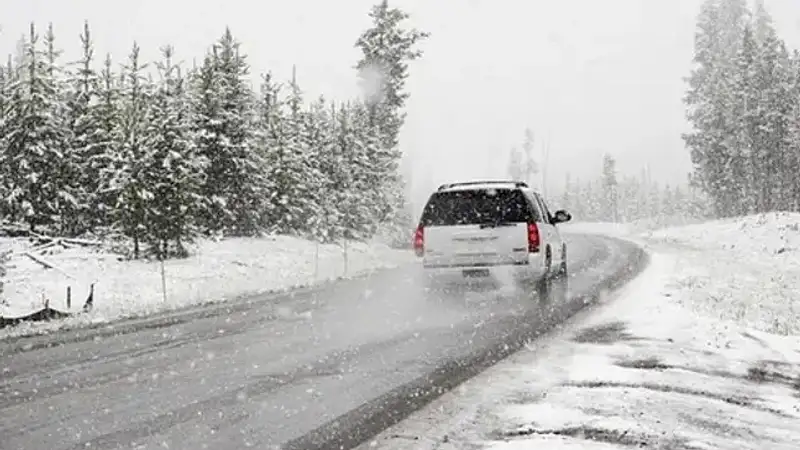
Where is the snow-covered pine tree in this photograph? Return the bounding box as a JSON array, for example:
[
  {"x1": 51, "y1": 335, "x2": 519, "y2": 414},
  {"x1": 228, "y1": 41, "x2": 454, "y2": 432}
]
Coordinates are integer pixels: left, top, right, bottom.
[
  {"x1": 251, "y1": 71, "x2": 280, "y2": 230},
  {"x1": 0, "y1": 61, "x2": 6, "y2": 142},
  {"x1": 0, "y1": 55, "x2": 22, "y2": 224},
  {"x1": 684, "y1": 0, "x2": 750, "y2": 218},
  {"x1": 64, "y1": 21, "x2": 103, "y2": 235},
  {"x1": 354, "y1": 1, "x2": 428, "y2": 240},
  {"x1": 258, "y1": 68, "x2": 318, "y2": 236},
  {"x1": 42, "y1": 24, "x2": 80, "y2": 236},
  {"x1": 751, "y1": 3, "x2": 794, "y2": 212},
  {"x1": 729, "y1": 24, "x2": 759, "y2": 214},
  {"x1": 280, "y1": 67, "x2": 322, "y2": 235},
  {"x1": 144, "y1": 45, "x2": 207, "y2": 258},
  {"x1": 777, "y1": 49, "x2": 800, "y2": 211},
  {"x1": 334, "y1": 102, "x2": 374, "y2": 239},
  {"x1": 616, "y1": 176, "x2": 635, "y2": 222},
  {"x1": 601, "y1": 154, "x2": 618, "y2": 222},
  {"x1": 561, "y1": 173, "x2": 572, "y2": 212},
  {"x1": 379, "y1": 176, "x2": 415, "y2": 246},
  {"x1": 672, "y1": 184, "x2": 687, "y2": 219},
  {"x1": 305, "y1": 95, "x2": 340, "y2": 242},
  {"x1": 0, "y1": 58, "x2": 10, "y2": 221},
  {"x1": 586, "y1": 179, "x2": 603, "y2": 221},
  {"x1": 110, "y1": 42, "x2": 155, "y2": 258},
  {"x1": 93, "y1": 53, "x2": 123, "y2": 230},
  {"x1": 355, "y1": 0, "x2": 429, "y2": 151},
  {"x1": 661, "y1": 184, "x2": 675, "y2": 221},
  {"x1": 192, "y1": 29, "x2": 265, "y2": 236},
  {"x1": 316, "y1": 101, "x2": 350, "y2": 242},
  {"x1": 1, "y1": 23, "x2": 71, "y2": 232},
  {"x1": 646, "y1": 179, "x2": 663, "y2": 219},
  {"x1": 785, "y1": 51, "x2": 800, "y2": 210},
  {"x1": 190, "y1": 49, "x2": 225, "y2": 233},
  {"x1": 351, "y1": 98, "x2": 402, "y2": 238}
]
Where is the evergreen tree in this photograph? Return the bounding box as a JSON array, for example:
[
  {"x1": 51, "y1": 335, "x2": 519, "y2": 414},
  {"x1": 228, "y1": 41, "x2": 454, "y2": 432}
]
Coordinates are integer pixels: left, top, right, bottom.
[
  {"x1": 268, "y1": 67, "x2": 320, "y2": 235},
  {"x1": 601, "y1": 154, "x2": 618, "y2": 222},
  {"x1": 65, "y1": 21, "x2": 102, "y2": 234},
  {"x1": 145, "y1": 45, "x2": 207, "y2": 257},
  {"x1": 1, "y1": 24, "x2": 70, "y2": 231},
  {"x1": 0, "y1": 58, "x2": 11, "y2": 221},
  {"x1": 93, "y1": 53, "x2": 123, "y2": 229},
  {"x1": 335, "y1": 102, "x2": 374, "y2": 239},
  {"x1": 355, "y1": 0, "x2": 429, "y2": 150},
  {"x1": 730, "y1": 24, "x2": 759, "y2": 214},
  {"x1": 42, "y1": 24, "x2": 79, "y2": 235},
  {"x1": 192, "y1": 29, "x2": 265, "y2": 236},
  {"x1": 252, "y1": 71, "x2": 281, "y2": 229},
  {"x1": 684, "y1": 0, "x2": 750, "y2": 217},
  {"x1": 785, "y1": 51, "x2": 800, "y2": 210},
  {"x1": 110, "y1": 42, "x2": 155, "y2": 258},
  {"x1": 560, "y1": 174, "x2": 571, "y2": 211},
  {"x1": 752, "y1": 6, "x2": 793, "y2": 211},
  {"x1": 354, "y1": 0, "x2": 428, "y2": 238},
  {"x1": 305, "y1": 96, "x2": 340, "y2": 241},
  {"x1": 351, "y1": 99, "x2": 395, "y2": 237}
]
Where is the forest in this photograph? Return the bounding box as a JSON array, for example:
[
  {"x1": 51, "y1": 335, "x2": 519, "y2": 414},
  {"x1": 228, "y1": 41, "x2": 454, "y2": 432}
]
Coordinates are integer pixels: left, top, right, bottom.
[{"x1": 0, "y1": 1, "x2": 428, "y2": 259}]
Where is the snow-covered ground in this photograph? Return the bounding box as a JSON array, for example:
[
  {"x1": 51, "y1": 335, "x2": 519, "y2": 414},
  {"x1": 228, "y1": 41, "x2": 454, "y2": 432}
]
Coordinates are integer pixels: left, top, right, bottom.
[
  {"x1": 0, "y1": 235, "x2": 414, "y2": 339},
  {"x1": 361, "y1": 212, "x2": 800, "y2": 450}
]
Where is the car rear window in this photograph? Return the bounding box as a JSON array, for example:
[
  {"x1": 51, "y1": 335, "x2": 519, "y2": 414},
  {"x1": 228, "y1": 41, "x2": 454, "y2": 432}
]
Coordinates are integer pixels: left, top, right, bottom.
[{"x1": 420, "y1": 188, "x2": 538, "y2": 226}]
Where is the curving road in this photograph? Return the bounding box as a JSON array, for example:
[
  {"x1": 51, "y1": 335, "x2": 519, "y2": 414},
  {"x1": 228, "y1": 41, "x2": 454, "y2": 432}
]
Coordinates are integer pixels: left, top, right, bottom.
[{"x1": 0, "y1": 233, "x2": 646, "y2": 450}]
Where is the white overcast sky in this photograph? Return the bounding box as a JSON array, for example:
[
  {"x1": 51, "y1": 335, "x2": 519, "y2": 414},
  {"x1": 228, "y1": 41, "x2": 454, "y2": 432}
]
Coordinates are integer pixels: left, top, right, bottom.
[{"x1": 2, "y1": 0, "x2": 799, "y2": 209}]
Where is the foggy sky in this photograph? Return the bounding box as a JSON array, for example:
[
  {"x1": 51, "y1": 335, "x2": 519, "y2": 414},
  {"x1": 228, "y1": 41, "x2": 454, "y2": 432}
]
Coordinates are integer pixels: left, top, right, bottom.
[{"x1": 1, "y1": 0, "x2": 799, "y2": 210}]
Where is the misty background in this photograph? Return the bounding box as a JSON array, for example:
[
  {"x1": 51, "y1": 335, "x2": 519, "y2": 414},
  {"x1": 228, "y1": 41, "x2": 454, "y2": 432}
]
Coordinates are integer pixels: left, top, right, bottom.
[{"x1": 2, "y1": 0, "x2": 799, "y2": 215}]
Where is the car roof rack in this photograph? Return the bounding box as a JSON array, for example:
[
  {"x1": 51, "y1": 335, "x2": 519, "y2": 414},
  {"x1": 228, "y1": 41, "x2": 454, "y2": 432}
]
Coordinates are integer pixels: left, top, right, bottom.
[{"x1": 437, "y1": 180, "x2": 529, "y2": 191}]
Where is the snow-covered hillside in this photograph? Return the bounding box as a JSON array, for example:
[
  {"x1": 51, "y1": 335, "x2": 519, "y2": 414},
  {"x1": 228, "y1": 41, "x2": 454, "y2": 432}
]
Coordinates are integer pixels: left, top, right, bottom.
[
  {"x1": 0, "y1": 235, "x2": 415, "y2": 339},
  {"x1": 362, "y1": 213, "x2": 800, "y2": 450}
]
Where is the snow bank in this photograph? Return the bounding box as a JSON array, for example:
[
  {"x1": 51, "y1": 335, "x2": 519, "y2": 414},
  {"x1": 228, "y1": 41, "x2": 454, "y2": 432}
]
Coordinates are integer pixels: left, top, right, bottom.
[
  {"x1": 644, "y1": 212, "x2": 800, "y2": 335},
  {"x1": 0, "y1": 235, "x2": 415, "y2": 339},
  {"x1": 360, "y1": 213, "x2": 800, "y2": 450}
]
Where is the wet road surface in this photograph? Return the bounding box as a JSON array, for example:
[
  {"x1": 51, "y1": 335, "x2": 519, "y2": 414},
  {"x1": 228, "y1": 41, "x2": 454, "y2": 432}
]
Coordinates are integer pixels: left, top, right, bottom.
[{"x1": 0, "y1": 233, "x2": 646, "y2": 450}]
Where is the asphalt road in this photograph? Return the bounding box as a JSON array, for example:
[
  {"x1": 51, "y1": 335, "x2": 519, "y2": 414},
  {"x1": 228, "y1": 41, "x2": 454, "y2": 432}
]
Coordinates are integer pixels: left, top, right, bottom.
[{"x1": 0, "y1": 233, "x2": 646, "y2": 450}]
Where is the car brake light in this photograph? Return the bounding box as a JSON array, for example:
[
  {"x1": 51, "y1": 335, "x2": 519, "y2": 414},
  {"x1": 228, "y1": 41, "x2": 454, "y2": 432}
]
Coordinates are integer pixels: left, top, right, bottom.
[
  {"x1": 528, "y1": 222, "x2": 540, "y2": 252},
  {"x1": 413, "y1": 225, "x2": 424, "y2": 257}
]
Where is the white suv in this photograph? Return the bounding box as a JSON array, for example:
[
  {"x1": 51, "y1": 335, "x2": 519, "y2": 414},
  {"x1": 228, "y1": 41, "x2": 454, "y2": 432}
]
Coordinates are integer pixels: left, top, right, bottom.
[{"x1": 413, "y1": 180, "x2": 572, "y2": 293}]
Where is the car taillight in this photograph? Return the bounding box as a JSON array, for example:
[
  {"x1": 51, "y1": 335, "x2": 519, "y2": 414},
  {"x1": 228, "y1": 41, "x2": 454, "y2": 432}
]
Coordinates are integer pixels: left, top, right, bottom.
[
  {"x1": 527, "y1": 222, "x2": 540, "y2": 252},
  {"x1": 413, "y1": 225, "x2": 424, "y2": 257}
]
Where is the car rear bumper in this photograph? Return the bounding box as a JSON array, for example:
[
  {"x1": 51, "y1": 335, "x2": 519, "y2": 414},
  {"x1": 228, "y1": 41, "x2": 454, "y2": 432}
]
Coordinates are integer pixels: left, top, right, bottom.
[{"x1": 421, "y1": 261, "x2": 546, "y2": 287}]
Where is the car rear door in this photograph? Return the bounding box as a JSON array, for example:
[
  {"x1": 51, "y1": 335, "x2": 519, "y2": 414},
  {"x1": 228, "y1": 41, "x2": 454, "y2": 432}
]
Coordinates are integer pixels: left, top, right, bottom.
[{"x1": 420, "y1": 188, "x2": 534, "y2": 268}]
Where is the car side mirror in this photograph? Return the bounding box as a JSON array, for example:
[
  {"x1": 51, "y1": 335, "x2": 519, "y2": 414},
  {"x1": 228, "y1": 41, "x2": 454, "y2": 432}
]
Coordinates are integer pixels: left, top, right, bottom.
[{"x1": 553, "y1": 210, "x2": 571, "y2": 224}]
